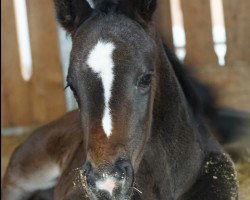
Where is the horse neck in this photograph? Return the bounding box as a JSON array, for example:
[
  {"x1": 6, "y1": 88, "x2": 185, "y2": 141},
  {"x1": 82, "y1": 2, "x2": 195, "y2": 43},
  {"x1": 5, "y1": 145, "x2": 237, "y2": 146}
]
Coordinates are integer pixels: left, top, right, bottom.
[
  {"x1": 152, "y1": 43, "x2": 199, "y2": 140},
  {"x1": 141, "y1": 42, "x2": 205, "y2": 198},
  {"x1": 145, "y1": 29, "x2": 192, "y2": 127}
]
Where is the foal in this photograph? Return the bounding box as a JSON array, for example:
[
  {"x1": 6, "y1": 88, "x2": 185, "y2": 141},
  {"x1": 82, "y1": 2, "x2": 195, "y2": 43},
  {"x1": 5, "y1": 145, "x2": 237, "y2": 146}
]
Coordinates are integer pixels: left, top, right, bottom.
[{"x1": 2, "y1": 0, "x2": 238, "y2": 199}]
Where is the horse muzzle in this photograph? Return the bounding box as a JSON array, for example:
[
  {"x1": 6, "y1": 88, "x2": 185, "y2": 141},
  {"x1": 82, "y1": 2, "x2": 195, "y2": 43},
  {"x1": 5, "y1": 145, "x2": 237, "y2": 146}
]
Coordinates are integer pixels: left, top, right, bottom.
[{"x1": 83, "y1": 159, "x2": 134, "y2": 199}]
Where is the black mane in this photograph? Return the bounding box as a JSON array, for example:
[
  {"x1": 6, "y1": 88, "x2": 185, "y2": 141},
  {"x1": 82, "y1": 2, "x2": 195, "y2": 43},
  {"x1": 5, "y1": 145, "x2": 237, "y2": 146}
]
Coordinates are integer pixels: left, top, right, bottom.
[{"x1": 164, "y1": 45, "x2": 249, "y2": 144}]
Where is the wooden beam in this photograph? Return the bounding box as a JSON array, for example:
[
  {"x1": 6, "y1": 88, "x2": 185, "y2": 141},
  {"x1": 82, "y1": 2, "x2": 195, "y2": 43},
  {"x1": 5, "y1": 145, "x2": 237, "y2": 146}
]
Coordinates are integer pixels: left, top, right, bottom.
[
  {"x1": 153, "y1": 0, "x2": 174, "y2": 49},
  {"x1": 223, "y1": 0, "x2": 250, "y2": 64},
  {"x1": 1, "y1": 0, "x2": 33, "y2": 127},
  {"x1": 181, "y1": 0, "x2": 218, "y2": 67},
  {"x1": 26, "y1": 0, "x2": 66, "y2": 123}
]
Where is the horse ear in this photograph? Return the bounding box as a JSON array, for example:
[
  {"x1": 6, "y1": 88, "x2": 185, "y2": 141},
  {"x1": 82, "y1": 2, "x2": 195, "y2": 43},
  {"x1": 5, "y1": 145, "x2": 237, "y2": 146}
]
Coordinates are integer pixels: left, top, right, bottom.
[{"x1": 53, "y1": 0, "x2": 93, "y2": 33}]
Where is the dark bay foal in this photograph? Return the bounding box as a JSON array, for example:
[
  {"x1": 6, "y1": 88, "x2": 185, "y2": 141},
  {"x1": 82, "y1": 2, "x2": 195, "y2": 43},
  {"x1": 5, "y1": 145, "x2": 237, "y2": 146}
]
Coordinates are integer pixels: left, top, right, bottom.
[{"x1": 2, "y1": 0, "x2": 238, "y2": 199}]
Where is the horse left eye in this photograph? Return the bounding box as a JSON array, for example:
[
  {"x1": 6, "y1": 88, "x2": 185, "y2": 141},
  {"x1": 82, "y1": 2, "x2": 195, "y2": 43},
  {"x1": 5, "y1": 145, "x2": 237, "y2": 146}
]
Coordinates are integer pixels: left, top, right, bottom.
[{"x1": 138, "y1": 73, "x2": 152, "y2": 88}]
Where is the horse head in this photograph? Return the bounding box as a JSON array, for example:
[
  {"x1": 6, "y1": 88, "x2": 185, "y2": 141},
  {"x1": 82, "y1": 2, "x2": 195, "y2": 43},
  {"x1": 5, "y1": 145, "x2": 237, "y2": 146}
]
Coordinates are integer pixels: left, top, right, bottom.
[{"x1": 54, "y1": 0, "x2": 160, "y2": 198}]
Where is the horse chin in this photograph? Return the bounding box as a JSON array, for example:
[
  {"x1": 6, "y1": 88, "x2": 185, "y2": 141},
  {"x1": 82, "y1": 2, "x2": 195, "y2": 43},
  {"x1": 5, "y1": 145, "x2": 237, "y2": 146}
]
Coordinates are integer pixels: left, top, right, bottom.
[
  {"x1": 82, "y1": 176, "x2": 132, "y2": 200},
  {"x1": 88, "y1": 187, "x2": 133, "y2": 200}
]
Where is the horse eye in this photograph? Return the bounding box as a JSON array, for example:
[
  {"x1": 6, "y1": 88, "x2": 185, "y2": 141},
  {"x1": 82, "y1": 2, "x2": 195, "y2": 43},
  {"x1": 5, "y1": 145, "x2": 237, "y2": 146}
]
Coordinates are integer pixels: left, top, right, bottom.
[{"x1": 138, "y1": 73, "x2": 153, "y2": 88}]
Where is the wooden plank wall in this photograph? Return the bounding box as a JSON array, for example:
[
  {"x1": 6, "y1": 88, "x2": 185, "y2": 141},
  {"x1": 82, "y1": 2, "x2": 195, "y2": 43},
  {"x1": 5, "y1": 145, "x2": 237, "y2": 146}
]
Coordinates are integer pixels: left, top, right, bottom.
[
  {"x1": 154, "y1": 0, "x2": 250, "y2": 67},
  {"x1": 2, "y1": 0, "x2": 66, "y2": 128}
]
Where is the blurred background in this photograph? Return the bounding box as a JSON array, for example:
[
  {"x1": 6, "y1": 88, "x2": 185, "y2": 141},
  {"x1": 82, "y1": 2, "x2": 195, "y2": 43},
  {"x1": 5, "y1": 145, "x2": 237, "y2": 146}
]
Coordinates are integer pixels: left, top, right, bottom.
[{"x1": 1, "y1": 0, "x2": 250, "y2": 198}]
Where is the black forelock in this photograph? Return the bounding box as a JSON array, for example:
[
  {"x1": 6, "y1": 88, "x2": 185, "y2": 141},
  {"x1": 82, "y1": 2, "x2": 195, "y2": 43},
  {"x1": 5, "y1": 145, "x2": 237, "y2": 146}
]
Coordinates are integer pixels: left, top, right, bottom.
[
  {"x1": 92, "y1": 0, "x2": 157, "y2": 24},
  {"x1": 93, "y1": 0, "x2": 120, "y2": 13}
]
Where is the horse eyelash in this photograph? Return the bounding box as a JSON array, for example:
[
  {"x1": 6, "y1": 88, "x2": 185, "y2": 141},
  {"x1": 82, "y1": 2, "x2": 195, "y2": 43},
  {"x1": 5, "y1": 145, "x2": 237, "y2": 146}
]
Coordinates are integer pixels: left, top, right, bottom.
[
  {"x1": 64, "y1": 84, "x2": 70, "y2": 90},
  {"x1": 64, "y1": 83, "x2": 79, "y2": 102}
]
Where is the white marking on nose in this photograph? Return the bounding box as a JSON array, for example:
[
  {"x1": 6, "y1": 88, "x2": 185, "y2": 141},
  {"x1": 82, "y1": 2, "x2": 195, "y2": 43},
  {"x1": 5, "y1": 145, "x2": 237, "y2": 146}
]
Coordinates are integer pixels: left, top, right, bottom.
[
  {"x1": 96, "y1": 177, "x2": 116, "y2": 196},
  {"x1": 86, "y1": 40, "x2": 115, "y2": 137},
  {"x1": 86, "y1": 0, "x2": 94, "y2": 8}
]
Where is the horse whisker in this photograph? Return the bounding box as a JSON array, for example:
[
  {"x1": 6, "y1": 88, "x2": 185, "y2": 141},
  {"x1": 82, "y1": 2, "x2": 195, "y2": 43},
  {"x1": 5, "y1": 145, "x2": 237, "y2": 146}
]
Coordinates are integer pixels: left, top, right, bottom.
[{"x1": 133, "y1": 186, "x2": 143, "y2": 194}]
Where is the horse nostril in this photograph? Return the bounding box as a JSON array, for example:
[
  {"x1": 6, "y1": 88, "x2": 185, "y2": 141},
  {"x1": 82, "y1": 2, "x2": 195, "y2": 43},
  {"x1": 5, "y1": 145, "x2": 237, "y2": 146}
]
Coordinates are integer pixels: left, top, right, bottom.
[
  {"x1": 83, "y1": 162, "x2": 92, "y2": 174},
  {"x1": 82, "y1": 162, "x2": 96, "y2": 187},
  {"x1": 114, "y1": 159, "x2": 133, "y2": 181},
  {"x1": 81, "y1": 160, "x2": 134, "y2": 196}
]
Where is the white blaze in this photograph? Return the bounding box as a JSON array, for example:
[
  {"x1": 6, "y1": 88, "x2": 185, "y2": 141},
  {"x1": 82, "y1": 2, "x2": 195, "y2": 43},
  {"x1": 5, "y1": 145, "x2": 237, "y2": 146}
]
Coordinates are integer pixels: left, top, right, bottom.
[{"x1": 86, "y1": 40, "x2": 115, "y2": 137}]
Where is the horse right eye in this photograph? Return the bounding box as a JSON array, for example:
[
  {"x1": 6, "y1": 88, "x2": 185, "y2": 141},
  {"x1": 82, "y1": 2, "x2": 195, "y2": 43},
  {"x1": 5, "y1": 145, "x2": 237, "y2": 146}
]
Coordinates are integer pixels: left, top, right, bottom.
[{"x1": 138, "y1": 73, "x2": 153, "y2": 88}]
